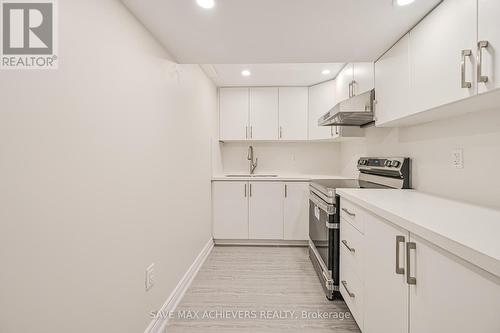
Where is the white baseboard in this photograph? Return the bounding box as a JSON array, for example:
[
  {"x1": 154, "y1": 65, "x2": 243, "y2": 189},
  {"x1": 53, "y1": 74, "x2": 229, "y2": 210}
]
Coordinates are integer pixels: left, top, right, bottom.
[
  {"x1": 214, "y1": 239, "x2": 308, "y2": 247},
  {"x1": 144, "y1": 238, "x2": 214, "y2": 333}
]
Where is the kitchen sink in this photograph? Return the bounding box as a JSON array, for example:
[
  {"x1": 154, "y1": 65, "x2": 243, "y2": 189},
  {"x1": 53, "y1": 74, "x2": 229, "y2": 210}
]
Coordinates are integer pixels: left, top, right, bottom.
[{"x1": 225, "y1": 174, "x2": 278, "y2": 178}]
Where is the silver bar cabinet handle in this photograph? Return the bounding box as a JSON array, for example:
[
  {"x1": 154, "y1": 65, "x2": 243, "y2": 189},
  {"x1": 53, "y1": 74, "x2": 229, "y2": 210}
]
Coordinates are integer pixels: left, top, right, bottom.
[
  {"x1": 351, "y1": 80, "x2": 357, "y2": 96},
  {"x1": 249, "y1": 183, "x2": 252, "y2": 197},
  {"x1": 341, "y1": 207, "x2": 356, "y2": 217},
  {"x1": 395, "y1": 235, "x2": 405, "y2": 275},
  {"x1": 477, "y1": 41, "x2": 489, "y2": 83},
  {"x1": 406, "y1": 242, "x2": 417, "y2": 285},
  {"x1": 279, "y1": 126, "x2": 282, "y2": 139},
  {"x1": 284, "y1": 184, "x2": 287, "y2": 198},
  {"x1": 245, "y1": 126, "x2": 248, "y2": 139},
  {"x1": 250, "y1": 126, "x2": 253, "y2": 139},
  {"x1": 461, "y1": 49, "x2": 472, "y2": 89},
  {"x1": 341, "y1": 281, "x2": 355, "y2": 298},
  {"x1": 244, "y1": 183, "x2": 247, "y2": 197},
  {"x1": 341, "y1": 240, "x2": 355, "y2": 253}
]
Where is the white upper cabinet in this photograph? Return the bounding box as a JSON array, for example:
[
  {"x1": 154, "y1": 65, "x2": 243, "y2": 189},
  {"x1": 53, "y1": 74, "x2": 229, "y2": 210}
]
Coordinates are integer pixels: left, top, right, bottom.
[
  {"x1": 308, "y1": 80, "x2": 336, "y2": 140},
  {"x1": 248, "y1": 182, "x2": 284, "y2": 239},
  {"x1": 410, "y1": 0, "x2": 477, "y2": 113},
  {"x1": 249, "y1": 87, "x2": 279, "y2": 140},
  {"x1": 283, "y1": 183, "x2": 309, "y2": 240},
  {"x1": 278, "y1": 87, "x2": 308, "y2": 140},
  {"x1": 336, "y1": 63, "x2": 354, "y2": 102},
  {"x1": 478, "y1": 0, "x2": 500, "y2": 94},
  {"x1": 352, "y1": 62, "x2": 374, "y2": 96},
  {"x1": 336, "y1": 62, "x2": 374, "y2": 102},
  {"x1": 219, "y1": 88, "x2": 249, "y2": 141},
  {"x1": 375, "y1": 34, "x2": 412, "y2": 126}
]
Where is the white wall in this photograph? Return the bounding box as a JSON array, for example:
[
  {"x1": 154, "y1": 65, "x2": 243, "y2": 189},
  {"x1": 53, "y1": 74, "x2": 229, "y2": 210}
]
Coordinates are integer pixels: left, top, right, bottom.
[
  {"x1": 340, "y1": 108, "x2": 500, "y2": 209},
  {"x1": 220, "y1": 142, "x2": 341, "y2": 175},
  {"x1": 0, "y1": 1, "x2": 217, "y2": 333}
]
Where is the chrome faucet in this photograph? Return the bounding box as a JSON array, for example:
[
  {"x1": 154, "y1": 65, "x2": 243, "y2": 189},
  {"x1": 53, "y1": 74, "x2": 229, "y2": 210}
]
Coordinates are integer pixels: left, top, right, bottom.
[{"x1": 247, "y1": 145, "x2": 258, "y2": 174}]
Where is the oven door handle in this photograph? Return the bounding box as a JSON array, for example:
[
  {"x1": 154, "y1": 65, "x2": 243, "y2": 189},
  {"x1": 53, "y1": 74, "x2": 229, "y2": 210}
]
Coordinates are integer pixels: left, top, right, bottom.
[{"x1": 309, "y1": 192, "x2": 336, "y2": 215}]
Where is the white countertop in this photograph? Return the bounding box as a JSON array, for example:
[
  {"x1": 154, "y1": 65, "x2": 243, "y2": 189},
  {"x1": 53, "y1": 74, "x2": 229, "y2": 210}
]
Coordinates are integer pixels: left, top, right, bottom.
[
  {"x1": 336, "y1": 189, "x2": 500, "y2": 278},
  {"x1": 212, "y1": 174, "x2": 347, "y2": 181}
]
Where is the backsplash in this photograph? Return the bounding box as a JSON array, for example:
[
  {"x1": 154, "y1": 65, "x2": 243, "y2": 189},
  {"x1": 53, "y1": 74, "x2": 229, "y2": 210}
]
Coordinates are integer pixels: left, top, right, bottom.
[
  {"x1": 220, "y1": 141, "x2": 341, "y2": 175},
  {"x1": 340, "y1": 107, "x2": 500, "y2": 210}
]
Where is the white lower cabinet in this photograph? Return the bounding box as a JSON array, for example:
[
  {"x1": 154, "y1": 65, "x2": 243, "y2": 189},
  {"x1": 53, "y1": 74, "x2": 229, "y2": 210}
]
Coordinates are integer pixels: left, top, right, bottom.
[
  {"x1": 340, "y1": 198, "x2": 500, "y2": 333},
  {"x1": 364, "y1": 212, "x2": 409, "y2": 333},
  {"x1": 212, "y1": 181, "x2": 249, "y2": 239},
  {"x1": 340, "y1": 257, "x2": 364, "y2": 330},
  {"x1": 283, "y1": 182, "x2": 309, "y2": 240},
  {"x1": 408, "y1": 234, "x2": 500, "y2": 333},
  {"x1": 249, "y1": 182, "x2": 284, "y2": 239},
  {"x1": 213, "y1": 181, "x2": 309, "y2": 241},
  {"x1": 340, "y1": 217, "x2": 366, "y2": 330}
]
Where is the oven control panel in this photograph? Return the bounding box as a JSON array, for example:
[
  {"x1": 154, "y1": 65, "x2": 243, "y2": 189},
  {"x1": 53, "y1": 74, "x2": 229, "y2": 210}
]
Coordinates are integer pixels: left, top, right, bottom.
[
  {"x1": 358, "y1": 157, "x2": 405, "y2": 170},
  {"x1": 357, "y1": 157, "x2": 410, "y2": 181}
]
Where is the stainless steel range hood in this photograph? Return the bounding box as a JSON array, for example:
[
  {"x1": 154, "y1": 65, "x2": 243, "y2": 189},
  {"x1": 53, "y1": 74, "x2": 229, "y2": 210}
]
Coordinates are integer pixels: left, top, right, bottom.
[{"x1": 318, "y1": 89, "x2": 375, "y2": 127}]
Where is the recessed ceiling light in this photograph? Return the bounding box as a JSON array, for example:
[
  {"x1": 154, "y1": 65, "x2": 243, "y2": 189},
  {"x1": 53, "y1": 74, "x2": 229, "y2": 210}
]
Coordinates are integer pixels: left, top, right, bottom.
[
  {"x1": 321, "y1": 69, "x2": 331, "y2": 75},
  {"x1": 394, "y1": 0, "x2": 415, "y2": 6},
  {"x1": 241, "y1": 70, "x2": 251, "y2": 77},
  {"x1": 196, "y1": 0, "x2": 215, "y2": 9}
]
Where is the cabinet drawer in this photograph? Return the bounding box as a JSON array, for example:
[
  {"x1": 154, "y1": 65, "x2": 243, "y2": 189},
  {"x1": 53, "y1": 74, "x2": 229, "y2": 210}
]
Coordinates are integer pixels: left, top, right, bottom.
[
  {"x1": 340, "y1": 218, "x2": 365, "y2": 282},
  {"x1": 340, "y1": 262, "x2": 364, "y2": 331},
  {"x1": 340, "y1": 199, "x2": 365, "y2": 234}
]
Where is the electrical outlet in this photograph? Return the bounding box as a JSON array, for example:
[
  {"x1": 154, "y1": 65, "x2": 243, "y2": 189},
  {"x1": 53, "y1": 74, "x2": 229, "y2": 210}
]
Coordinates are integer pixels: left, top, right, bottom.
[
  {"x1": 145, "y1": 263, "x2": 155, "y2": 291},
  {"x1": 452, "y1": 148, "x2": 464, "y2": 169}
]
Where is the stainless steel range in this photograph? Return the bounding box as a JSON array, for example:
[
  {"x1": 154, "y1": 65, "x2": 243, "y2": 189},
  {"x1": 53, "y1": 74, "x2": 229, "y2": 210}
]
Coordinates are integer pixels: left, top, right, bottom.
[{"x1": 309, "y1": 157, "x2": 411, "y2": 300}]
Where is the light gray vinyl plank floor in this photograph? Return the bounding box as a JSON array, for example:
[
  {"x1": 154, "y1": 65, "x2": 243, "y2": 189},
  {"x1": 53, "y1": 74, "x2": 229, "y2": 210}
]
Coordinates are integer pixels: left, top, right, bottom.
[{"x1": 165, "y1": 246, "x2": 361, "y2": 333}]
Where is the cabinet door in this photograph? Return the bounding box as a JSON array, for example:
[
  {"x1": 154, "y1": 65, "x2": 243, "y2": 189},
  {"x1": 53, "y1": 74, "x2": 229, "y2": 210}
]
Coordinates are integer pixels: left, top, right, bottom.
[
  {"x1": 410, "y1": 0, "x2": 477, "y2": 113},
  {"x1": 352, "y1": 62, "x2": 374, "y2": 96},
  {"x1": 219, "y1": 88, "x2": 249, "y2": 141},
  {"x1": 408, "y1": 234, "x2": 500, "y2": 333},
  {"x1": 375, "y1": 34, "x2": 412, "y2": 126},
  {"x1": 336, "y1": 63, "x2": 353, "y2": 103},
  {"x1": 278, "y1": 87, "x2": 308, "y2": 140},
  {"x1": 249, "y1": 87, "x2": 279, "y2": 140},
  {"x1": 308, "y1": 80, "x2": 336, "y2": 140},
  {"x1": 364, "y1": 213, "x2": 409, "y2": 333},
  {"x1": 478, "y1": 0, "x2": 500, "y2": 93},
  {"x1": 248, "y1": 182, "x2": 283, "y2": 239},
  {"x1": 283, "y1": 182, "x2": 309, "y2": 240},
  {"x1": 212, "y1": 181, "x2": 248, "y2": 239}
]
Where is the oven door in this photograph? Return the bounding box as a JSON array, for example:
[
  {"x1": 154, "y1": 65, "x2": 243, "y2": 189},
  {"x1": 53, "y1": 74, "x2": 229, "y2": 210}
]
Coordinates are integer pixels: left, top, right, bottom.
[
  {"x1": 308, "y1": 191, "x2": 339, "y2": 298},
  {"x1": 309, "y1": 191, "x2": 336, "y2": 268}
]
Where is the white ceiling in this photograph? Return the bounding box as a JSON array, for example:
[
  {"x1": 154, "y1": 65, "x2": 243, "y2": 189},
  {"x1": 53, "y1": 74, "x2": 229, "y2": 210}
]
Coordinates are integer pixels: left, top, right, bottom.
[
  {"x1": 201, "y1": 63, "x2": 345, "y2": 87},
  {"x1": 121, "y1": 0, "x2": 441, "y2": 64}
]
